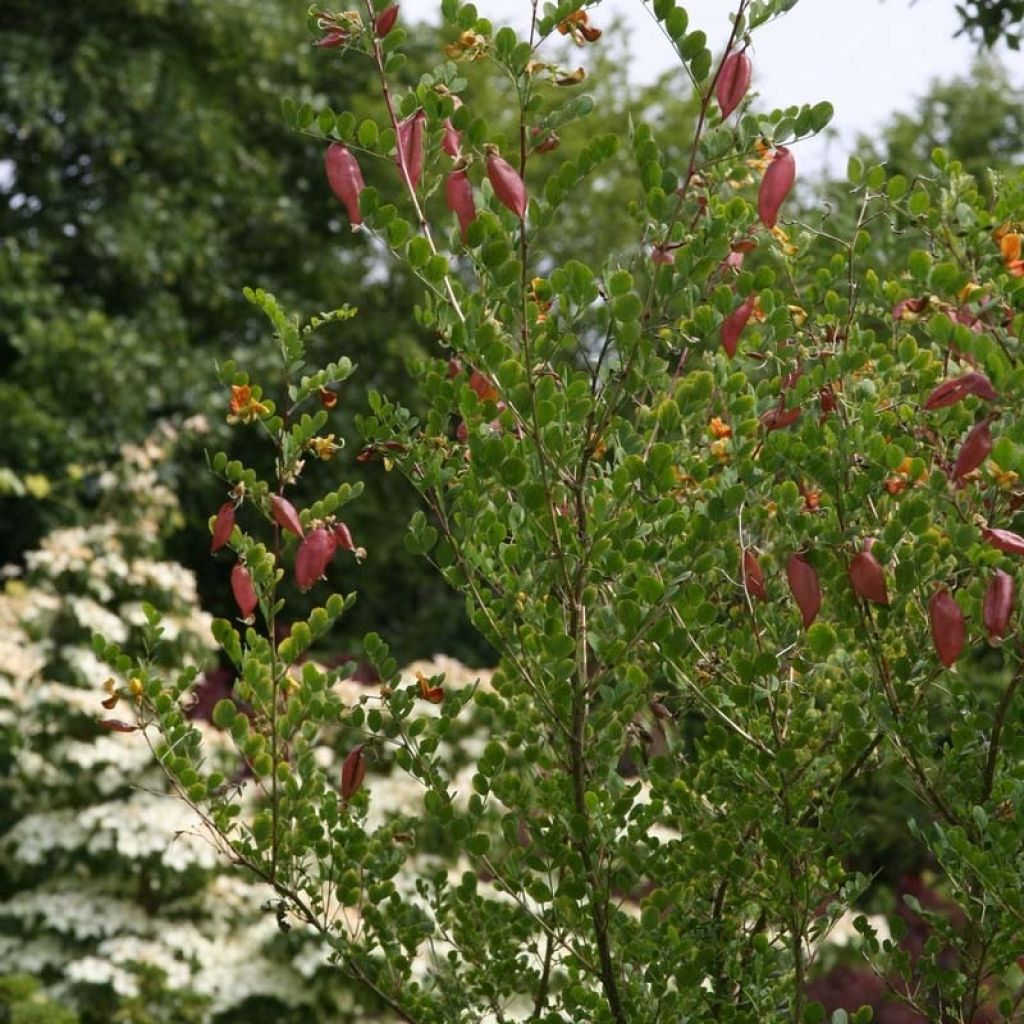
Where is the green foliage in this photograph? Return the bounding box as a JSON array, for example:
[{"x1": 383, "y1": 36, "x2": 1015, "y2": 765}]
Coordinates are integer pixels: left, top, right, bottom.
[
  {"x1": 95, "y1": 0, "x2": 1024, "y2": 1022},
  {"x1": 957, "y1": 0, "x2": 1024, "y2": 46}
]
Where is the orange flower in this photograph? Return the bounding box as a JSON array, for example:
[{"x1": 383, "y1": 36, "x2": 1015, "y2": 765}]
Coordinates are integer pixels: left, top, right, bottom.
[
  {"x1": 227, "y1": 385, "x2": 269, "y2": 425},
  {"x1": 416, "y1": 672, "x2": 444, "y2": 704},
  {"x1": 557, "y1": 9, "x2": 602, "y2": 44},
  {"x1": 709, "y1": 416, "x2": 732, "y2": 439},
  {"x1": 999, "y1": 232, "x2": 1024, "y2": 276}
]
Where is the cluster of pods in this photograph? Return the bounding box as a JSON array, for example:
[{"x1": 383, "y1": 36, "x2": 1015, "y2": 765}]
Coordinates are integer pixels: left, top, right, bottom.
[{"x1": 210, "y1": 496, "x2": 359, "y2": 622}]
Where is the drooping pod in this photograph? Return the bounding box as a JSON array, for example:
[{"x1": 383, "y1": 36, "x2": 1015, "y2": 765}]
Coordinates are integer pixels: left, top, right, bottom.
[
  {"x1": 786, "y1": 553, "x2": 821, "y2": 628},
  {"x1": 929, "y1": 589, "x2": 965, "y2": 667},
  {"x1": 445, "y1": 167, "x2": 477, "y2": 242},
  {"x1": 983, "y1": 569, "x2": 1015, "y2": 642},
  {"x1": 295, "y1": 527, "x2": 337, "y2": 591},
  {"x1": 271, "y1": 495, "x2": 305, "y2": 538},
  {"x1": 721, "y1": 294, "x2": 757, "y2": 358},
  {"x1": 923, "y1": 372, "x2": 999, "y2": 410},
  {"x1": 325, "y1": 144, "x2": 365, "y2": 226},
  {"x1": 951, "y1": 419, "x2": 993, "y2": 485},
  {"x1": 849, "y1": 549, "x2": 888, "y2": 605},
  {"x1": 716, "y1": 50, "x2": 751, "y2": 119},
  {"x1": 742, "y1": 548, "x2": 767, "y2": 601},
  {"x1": 231, "y1": 563, "x2": 258, "y2": 620},
  {"x1": 983, "y1": 526, "x2": 1024, "y2": 556},
  {"x1": 396, "y1": 109, "x2": 426, "y2": 190},
  {"x1": 485, "y1": 146, "x2": 527, "y2": 219},
  {"x1": 758, "y1": 146, "x2": 795, "y2": 229},
  {"x1": 341, "y1": 744, "x2": 367, "y2": 803},
  {"x1": 210, "y1": 501, "x2": 236, "y2": 553}
]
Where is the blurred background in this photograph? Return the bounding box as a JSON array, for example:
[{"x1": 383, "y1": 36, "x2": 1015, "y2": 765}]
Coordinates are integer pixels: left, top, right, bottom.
[{"x1": 2, "y1": 0, "x2": 1023, "y2": 1020}]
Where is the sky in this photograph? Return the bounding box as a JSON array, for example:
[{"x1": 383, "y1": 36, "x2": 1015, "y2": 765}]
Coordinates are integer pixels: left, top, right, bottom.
[{"x1": 398, "y1": 0, "x2": 1024, "y2": 175}]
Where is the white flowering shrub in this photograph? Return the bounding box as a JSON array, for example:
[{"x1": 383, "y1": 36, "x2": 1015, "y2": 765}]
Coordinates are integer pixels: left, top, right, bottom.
[{"x1": 0, "y1": 423, "x2": 415, "y2": 1023}]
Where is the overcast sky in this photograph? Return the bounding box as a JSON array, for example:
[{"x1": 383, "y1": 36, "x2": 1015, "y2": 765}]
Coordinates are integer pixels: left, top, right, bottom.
[{"x1": 398, "y1": 0, "x2": 1023, "y2": 175}]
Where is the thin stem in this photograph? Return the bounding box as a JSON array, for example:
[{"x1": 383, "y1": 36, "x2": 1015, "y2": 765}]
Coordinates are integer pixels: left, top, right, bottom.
[{"x1": 981, "y1": 663, "x2": 1022, "y2": 805}]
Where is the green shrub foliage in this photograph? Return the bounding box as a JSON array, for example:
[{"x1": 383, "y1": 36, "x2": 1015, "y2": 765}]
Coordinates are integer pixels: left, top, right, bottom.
[{"x1": 94, "y1": 0, "x2": 1024, "y2": 1021}]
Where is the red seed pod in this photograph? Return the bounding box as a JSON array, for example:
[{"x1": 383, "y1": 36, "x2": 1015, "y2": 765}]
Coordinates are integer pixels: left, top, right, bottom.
[
  {"x1": 721, "y1": 294, "x2": 757, "y2": 358},
  {"x1": 929, "y1": 588, "x2": 965, "y2": 667},
  {"x1": 98, "y1": 719, "x2": 140, "y2": 733},
  {"x1": 819, "y1": 385, "x2": 838, "y2": 417},
  {"x1": 396, "y1": 109, "x2": 426, "y2": 190},
  {"x1": 786, "y1": 553, "x2": 821, "y2": 628},
  {"x1": 271, "y1": 495, "x2": 305, "y2": 538},
  {"x1": 760, "y1": 404, "x2": 801, "y2": 432},
  {"x1": 716, "y1": 50, "x2": 752, "y2": 119},
  {"x1": 924, "y1": 372, "x2": 999, "y2": 410},
  {"x1": 530, "y1": 127, "x2": 560, "y2": 153},
  {"x1": 758, "y1": 146, "x2": 795, "y2": 230},
  {"x1": 445, "y1": 168, "x2": 476, "y2": 242},
  {"x1": 374, "y1": 4, "x2": 399, "y2": 36},
  {"x1": 983, "y1": 526, "x2": 1024, "y2": 556},
  {"x1": 446, "y1": 357, "x2": 463, "y2": 378},
  {"x1": 231, "y1": 563, "x2": 258, "y2": 619},
  {"x1": 952, "y1": 419, "x2": 993, "y2": 485},
  {"x1": 295, "y1": 527, "x2": 337, "y2": 591},
  {"x1": 325, "y1": 144, "x2": 365, "y2": 226},
  {"x1": 442, "y1": 118, "x2": 462, "y2": 159},
  {"x1": 333, "y1": 521, "x2": 356, "y2": 552},
  {"x1": 314, "y1": 29, "x2": 347, "y2": 48},
  {"x1": 485, "y1": 147, "x2": 527, "y2": 219},
  {"x1": 341, "y1": 743, "x2": 367, "y2": 802},
  {"x1": 742, "y1": 549, "x2": 767, "y2": 601},
  {"x1": 651, "y1": 244, "x2": 676, "y2": 266},
  {"x1": 984, "y1": 569, "x2": 1015, "y2": 642},
  {"x1": 849, "y1": 550, "x2": 888, "y2": 605},
  {"x1": 468, "y1": 369, "x2": 498, "y2": 401},
  {"x1": 210, "y1": 501, "x2": 236, "y2": 553}
]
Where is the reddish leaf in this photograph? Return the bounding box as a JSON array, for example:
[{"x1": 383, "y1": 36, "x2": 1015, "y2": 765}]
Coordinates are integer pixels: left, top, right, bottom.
[
  {"x1": 445, "y1": 168, "x2": 477, "y2": 242},
  {"x1": 929, "y1": 589, "x2": 965, "y2": 667},
  {"x1": 231, "y1": 563, "x2": 259, "y2": 619},
  {"x1": 983, "y1": 526, "x2": 1024, "y2": 556},
  {"x1": 271, "y1": 495, "x2": 305, "y2": 538},
  {"x1": 341, "y1": 743, "x2": 367, "y2": 802},
  {"x1": 98, "y1": 719, "x2": 139, "y2": 733},
  {"x1": 211, "y1": 501, "x2": 236, "y2": 553},
  {"x1": 295, "y1": 528, "x2": 337, "y2": 591},
  {"x1": 716, "y1": 50, "x2": 751, "y2": 119},
  {"x1": 374, "y1": 3, "x2": 399, "y2": 35},
  {"x1": 485, "y1": 147, "x2": 527, "y2": 218},
  {"x1": 325, "y1": 144, "x2": 365, "y2": 226},
  {"x1": 396, "y1": 109, "x2": 426, "y2": 190},
  {"x1": 952, "y1": 419, "x2": 993, "y2": 484},
  {"x1": 786, "y1": 553, "x2": 821, "y2": 628},
  {"x1": 742, "y1": 549, "x2": 767, "y2": 601},
  {"x1": 721, "y1": 294, "x2": 757, "y2": 358},
  {"x1": 758, "y1": 146, "x2": 795, "y2": 229},
  {"x1": 984, "y1": 569, "x2": 1015, "y2": 642},
  {"x1": 849, "y1": 550, "x2": 888, "y2": 605}
]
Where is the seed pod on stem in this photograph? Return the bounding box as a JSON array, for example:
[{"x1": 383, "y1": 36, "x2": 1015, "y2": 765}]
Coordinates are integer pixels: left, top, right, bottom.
[
  {"x1": 441, "y1": 96, "x2": 463, "y2": 159},
  {"x1": 983, "y1": 569, "x2": 1015, "y2": 641},
  {"x1": 271, "y1": 495, "x2": 305, "y2": 538},
  {"x1": 333, "y1": 522, "x2": 356, "y2": 552},
  {"x1": 231, "y1": 563, "x2": 258, "y2": 620},
  {"x1": 295, "y1": 528, "x2": 337, "y2": 591},
  {"x1": 923, "y1": 371, "x2": 999, "y2": 410},
  {"x1": 325, "y1": 144, "x2": 365, "y2": 227},
  {"x1": 374, "y1": 4, "x2": 399, "y2": 36},
  {"x1": 952, "y1": 419, "x2": 993, "y2": 485},
  {"x1": 445, "y1": 167, "x2": 476, "y2": 242},
  {"x1": 758, "y1": 146, "x2": 795, "y2": 230},
  {"x1": 396, "y1": 109, "x2": 426, "y2": 190},
  {"x1": 210, "y1": 501, "x2": 236, "y2": 553},
  {"x1": 721, "y1": 294, "x2": 757, "y2": 358},
  {"x1": 716, "y1": 50, "x2": 751, "y2": 119},
  {"x1": 485, "y1": 145, "x2": 527, "y2": 219},
  {"x1": 983, "y1": 526, "x2": 1024, "y2": 556},
  {"x1": 786, "y1": 553, "x2": 821, "y2": 628},
  {"x1": 742, "y1": 549, "x2": 767, "y2": 601},
  {"x1": 341, "y1": 743, "x2": 367, "y2": 803},
  {"x1": 849, "y1": 549, "x2": 888, "y2": 605},
  {"x1": 929, "y1": 589, "x2": 965, "y2": 667}
]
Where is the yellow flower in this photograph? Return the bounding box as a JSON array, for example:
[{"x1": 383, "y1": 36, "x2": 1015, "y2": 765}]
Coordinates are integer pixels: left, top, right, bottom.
[
  {"x1": 709, "y1": 417, "x2": 732, "y2": 440},
  {"x1": 771, "y1": 226, "x2": 799, "y2": 257},
  {"x1": 308, "y1": 434, "x2": 340, "y2": 461}
]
